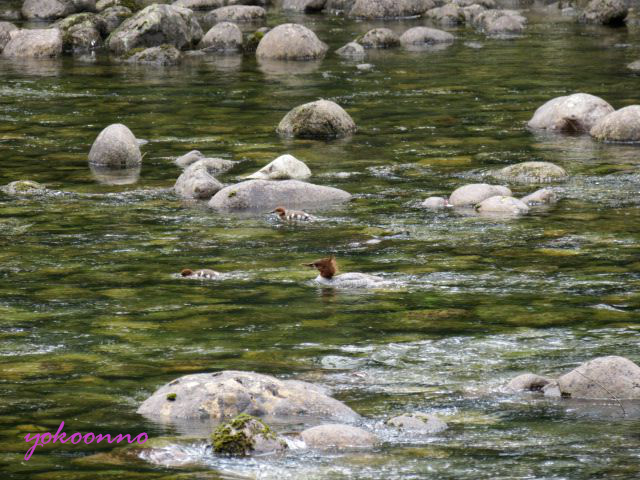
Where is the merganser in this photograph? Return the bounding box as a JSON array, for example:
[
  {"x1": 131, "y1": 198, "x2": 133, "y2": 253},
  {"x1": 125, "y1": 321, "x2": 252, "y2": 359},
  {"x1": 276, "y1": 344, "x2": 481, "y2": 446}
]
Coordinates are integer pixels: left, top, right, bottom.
[
  {"x1": 271, "y1": 206, "x2": 315, "y2": 222},
  {"x1": 302, "y1": 256, "x2": 386, "y2": 289},
  {"x1": 181, "y1": 268, "x2": 220, "y2": 279}
]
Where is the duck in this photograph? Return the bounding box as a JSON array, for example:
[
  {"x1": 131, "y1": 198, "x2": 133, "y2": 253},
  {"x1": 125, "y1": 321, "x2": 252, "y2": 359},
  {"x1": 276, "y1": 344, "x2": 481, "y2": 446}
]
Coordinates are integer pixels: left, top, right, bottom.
[
  {"x1": 271, "y1": 206, "x2": 315, "y2": 222},
  {"x1": 302, "y1": 256, "x2": 386, "y2": 288},
  {"x1": 181, "y1": 268, "x2": 220, "y2": 279}
]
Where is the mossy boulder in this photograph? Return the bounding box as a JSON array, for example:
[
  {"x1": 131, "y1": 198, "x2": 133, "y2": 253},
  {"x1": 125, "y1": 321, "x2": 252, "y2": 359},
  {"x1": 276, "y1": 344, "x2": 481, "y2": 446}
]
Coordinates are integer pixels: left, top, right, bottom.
[
  {"x1": 98, "y1": 6, "x2": 132, "y2": 34},
  {"x1": 387, "y1": 413, "x2": 448, "y2": 433},
  {"x1": 96, "y1": 0, "x2": 140, "y2": 12},
  {"x1": 496, "y1": 161, "x2": 568, "y2": 184},
  {"x1": 243, "y1": 28, "x2": 267, "y2": 53},
  {"x1": 277, "y1": 99, "x2": 357, "y2": 139},
  {"x1": 211, "y1": 414, "x2": 287, "y2": 456}
]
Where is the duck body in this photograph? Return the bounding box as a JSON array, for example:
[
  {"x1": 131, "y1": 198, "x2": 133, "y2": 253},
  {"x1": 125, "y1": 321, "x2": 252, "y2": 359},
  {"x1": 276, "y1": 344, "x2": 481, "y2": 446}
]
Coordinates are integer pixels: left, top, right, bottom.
[
  {"x1": 303, "y1": 256, "x2": 385, "y2": 289},
  {"x1": 271, "y1": 206, "x2": 315, "y2": 222},
  {"x1": 181, "y1": 268, "x2": 220, "y2": 279}
]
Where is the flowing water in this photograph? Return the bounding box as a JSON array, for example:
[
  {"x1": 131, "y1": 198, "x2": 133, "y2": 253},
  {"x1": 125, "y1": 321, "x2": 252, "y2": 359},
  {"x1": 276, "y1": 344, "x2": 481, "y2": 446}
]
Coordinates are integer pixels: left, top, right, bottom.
[{"x1": 1, "y1": 6, "x2": 640, "y2": 480}]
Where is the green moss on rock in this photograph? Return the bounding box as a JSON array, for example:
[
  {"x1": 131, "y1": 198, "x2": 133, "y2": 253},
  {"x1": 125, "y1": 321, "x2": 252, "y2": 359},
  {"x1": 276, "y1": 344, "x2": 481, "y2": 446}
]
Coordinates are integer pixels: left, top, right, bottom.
[{"x1": 211, "y1": 413, "x2": 278, "y2": 456}]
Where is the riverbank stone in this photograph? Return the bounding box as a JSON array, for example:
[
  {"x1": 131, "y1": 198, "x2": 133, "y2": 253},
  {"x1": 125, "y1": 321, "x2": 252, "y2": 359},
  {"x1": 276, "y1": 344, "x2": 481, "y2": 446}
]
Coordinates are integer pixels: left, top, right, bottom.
[
  {"x1": 245, "y1": 154, "x2": 311, "y2": 180},
  {"x1": 527, "y1": 93, "x2": 614, "y2": 133},
  {"x1": 473, "y1": 9, "x2": 526, "y2": 35},
  {"x1": 301, "y1": 424, "x2": 379, "y2": 449},
  {"x1": 424, "y1": 4, "x2": 466, "y2": 25},
  {"x1": 497, "y1": 161, "x2": 568, "y2": 184},
  {"x1": 22, "y1": 0, "x2": 94, "y2": 20},
  {"x1": 590, "y1": 105, "x2": 640, "y2": 142},
  {"x1": 54, "y1": 13, "x2": 106, "y2": 52},
  {"x1": 2, "y1": 28, "x2": 63, "y2": 58},
  {"x1": 256, "y1": 23, "x2": 327, "y2": 60},
  {"x1": 387, "y1": 413, "x2": 448, "y2": 433},
  {"x1": 277, "y1": 99, "x2": 357, "y2": 139},
  {"x1": 448, "y1": 183, "x2": 511, "y2": 206},
  {"x1": 88, "y1": 123, "x2": 142, "y2": 168},
  {"x1": 98, "y1": 6, "x2": 132, "y2": 34},
  {"x1": 211, "y1": 414, "x2": 287, "y2": 456},
  {"x1": 556, "y1": 356, "x2": 640, "y2": 399}
]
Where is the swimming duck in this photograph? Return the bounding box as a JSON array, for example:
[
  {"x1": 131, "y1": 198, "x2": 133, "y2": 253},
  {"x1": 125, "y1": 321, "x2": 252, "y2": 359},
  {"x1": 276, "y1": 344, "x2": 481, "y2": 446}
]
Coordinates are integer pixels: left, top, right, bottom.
[
  {"x1": 271, "y1": 206, "x2": 315, "y2": 222},
  {"x1": 302, "y1": 256, "x2": 386, "y2": 288},
  {"x1": 181, "y1": 268, "x2": 220, "y2": 279}
]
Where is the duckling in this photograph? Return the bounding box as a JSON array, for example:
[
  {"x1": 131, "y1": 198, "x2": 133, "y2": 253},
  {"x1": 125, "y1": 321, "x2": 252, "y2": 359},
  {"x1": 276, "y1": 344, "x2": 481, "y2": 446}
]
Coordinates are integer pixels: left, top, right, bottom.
[
  {"x1": 302, "y1": 256, "x2": 386, "y2": 288},
  {"x1": 181, "y1": 268, "x2": 220, "y2": 279},
  {"x1": 271, "y1": 206, "x2": 315, "y2": 222}
]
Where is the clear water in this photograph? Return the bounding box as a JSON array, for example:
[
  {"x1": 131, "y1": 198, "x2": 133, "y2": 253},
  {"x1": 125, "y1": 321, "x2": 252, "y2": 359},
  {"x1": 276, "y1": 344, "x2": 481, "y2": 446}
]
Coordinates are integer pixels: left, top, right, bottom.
[{"x1": 1, "y1": 6, "x2": 639, "y2": 480}]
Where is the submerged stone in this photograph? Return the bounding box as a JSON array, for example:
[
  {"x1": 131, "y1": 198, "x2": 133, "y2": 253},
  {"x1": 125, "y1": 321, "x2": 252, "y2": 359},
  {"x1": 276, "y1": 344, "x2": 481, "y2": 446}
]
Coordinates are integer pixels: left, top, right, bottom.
[
  {"x1": 174, "y1": 161, "x2": 224, "y2": 200},
  {"x1": 387, "y1": 413, "x2": 448, "y2": 433},
  {"x1": 520, "y1": 188, "x2": 557, "y2": 205},
  {"x1": 1, "y1": 180, "x2": 48, "y2": 196},
  {"x1": 505, "y1": 373, "x2": 552, "y2": 392},
  {"x1": 476, "y1": 195, "x2": 529, "y2": 215},
  {"x1": 497, "y1": 161, "x2": 568, "y2": 184},
  {"x1": 336, "y1": 41, "x2": 365, "y2": 58}
]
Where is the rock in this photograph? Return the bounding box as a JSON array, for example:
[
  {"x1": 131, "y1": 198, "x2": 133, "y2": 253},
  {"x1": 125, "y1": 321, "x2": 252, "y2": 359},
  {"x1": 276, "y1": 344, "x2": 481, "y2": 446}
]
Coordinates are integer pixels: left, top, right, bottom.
[
  {"x1": 520, "y1": 188, "x2": 556, "y2": 205},
  {"x1": 357, "y1": 28, "x2": 400, "y2": 49},
  {"x1": 460, "y1": 4, "x2": 485, "y2": 23},
  {"x1": 54, "y1": 13, "x2": 105, "y2": 52},
  {"x1": 557, "y1": 356, "x2": 640, "y2": 399},
  {"x1": 208, "y1": 179, "x2": 351, "y2": 210},
  {"x1": 211, "y1": 414, "x2": 287, "y2": 456},
  {"x1": 497, "y1": 161, "x2": 568, "y2": 184},
  {"x1": 0, "y1": 6, "x2": 21, "y2": 21},
  {"x1": 421, "y1": 196, "x2": 449, "y2": 209},
  {"x1": 627, "y1": 60, "x2": 640, "y2": 71},
  {"x1": 527, "y1": 93, "x2": 614, "y2": 133},
  {"x1": 175, "y1": 150, "x2": 205, "y2": 168},
  {"x1": 590, "y1": 105, "x2": 640, "y2": 142},
  {"x1": 348, "y1": 0, "x2": 434, "y2": 19},
  {"x1": 245, "y1": 154, "x2": 311, "y2": 180},
  {"x1": 300, "y1": 424, "x2": 379, "y2": 449},
  {"x1": 387, "y1": 413, "x2": 448, "y2": 433},
  {"x1": 98, "y1": 6, "x2": 132, "y2": 34},
  {"x1": 205, "y1": 5, "x2": 266, "y2": 23},
  {"x1": 88, "y1": 124, "x2": 142, "y2": 168},
  {"x1": 448, "y1": 183, "x2": 511, "y2": 206},
  {"x1": 475, "y1": 195, "x2": 529, "y2": 215},
  {"x1": 579, "y1": 0, "x2": 627, "y2": 26},
  {"x1": 336, "y1": 41, "x2": 365, "y2": 58},
  {"x1": 424, "y1": 4, "x2": 466, "y2": 26},
  {"x1": 452, "y1": 0, "x2": 495, "y2": 7},
  {"x1": 106, "y1": 4, "x2": 202, "y2": 54},
  {"x1": 282, "y1": 0, "x2": 327, "y2": 13},
  {"x1": 137, "y1": 371, "x2": 360, "y2": 421},
  {"x1": 256, "y1": 23, "x2": 327, "y2": 61},
  {"x1": 399, "y1": 27, "x2": 455, "y2": 49},
  {"x1": 124, "y1": 45, "x2": 181, "y2": 65},
  {"x1": 2, "y1": 29, "x2": 63, "y2": 58},
  {"x1": 0, "y1": 21, "x2": 18, "y2": 52},
  {"x1": 172, "y1": 0, "x2": 225, "y2": 10},
  {"x1": 505, "y1": 373, "x2": 551, "y2": 392},
  {"x1": 542, "y1": 382, "x2": 561, "y2": 397},
  {"x1": 326, "y1": 0, "x2": 355, "y2": 11},
  {"x1": 277, "y1": 99, "x2": 357, "y2": 139},
  {"x1": 473, "y1": 9, "x2": 526, "y2": 35},
  {"x1": 175, "y1": 151, "x2": 236, "y2": 173},
  {"x1": 174, "y1": 161, "x2": 224, "y2": 199},
  {"x1": 22, "y1": 0, "x2": 92, "y2": 21},
  {"x1": 199, "y1": 22, "x2": 242, "y2": 51},
  {"x1": 1, "y1": 180, "x2": 48, "y2": 196}
]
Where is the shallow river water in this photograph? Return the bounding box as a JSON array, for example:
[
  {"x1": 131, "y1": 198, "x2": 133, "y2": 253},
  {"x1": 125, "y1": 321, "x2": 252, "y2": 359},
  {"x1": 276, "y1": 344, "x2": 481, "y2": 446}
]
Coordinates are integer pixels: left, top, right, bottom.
[{"x1": 1, "y1": 6, "x2": 640, "y2": 480}]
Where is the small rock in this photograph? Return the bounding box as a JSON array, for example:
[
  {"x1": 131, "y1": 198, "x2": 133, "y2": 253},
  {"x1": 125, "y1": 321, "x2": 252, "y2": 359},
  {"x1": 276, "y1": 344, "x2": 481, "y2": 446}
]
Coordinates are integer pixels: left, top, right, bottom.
[
  {"x1": 527, "y1": 93, "x2": 614, "y2": 133},
  {"x1": 199, "y1": 22, "x2": 243, "y2": 52},
  {"x1": 0, "y1": 21, "x2": 18, "y2": 52},
  {"x1": 421, "y1": 196, "x2": 449, "y2": 209},
  {"x1": 356, "y1": 63, "x2": 374, "y2": 70},
  {"x1": 505, "y1": 373, "x2": 551, "y2": 392},
  {"x1": 399, "y1": 27, "x2": 455, "y2": 50},
  {"x1": 542, "y1": 382, "x2": 562, "y2": 397},
  {"x1": 590, "y1": 105, "x2": 640, "y2": 142},
  {"x1": 277, "y1": 99, "x2": 357, "y2": 139},
  {"x1": 256, "y1": 23, "x2": 328, "y2": 61},
  {"x1": 211, "y1": 414, "x2": 287, "y2": 456},
  {"x1": 424, "y1": 4, "x2": 466, "y2": 26},
  {"x1": 2, "y1": 28, "x2": 63, "y2": 58},
  {"x1": 557, "y1": 356, "x2": 640, "y2": 399},
  {"x1": 301, "y1": 424, "x2": 379, "y2": 449},
  {"x1": 88, "y1": 123, "x2": 142, "y2": 168},
  {"x1": 387, "y1": 413, "x2": 448, "y2": 433},
  {"x1": 244, "y1": 154, "x2": 311, "y2": 180},
  {"x1": 497, "y1": 161, "x2": 568, "y2": 184},
  {"x1": 123, "y1": 45, "x2": 181, "y2": 65},
  {"x1": 448, "y1": 183, "x2": 512, "y2": 206},
  {"x1": 358, "y1": 28, "x2": 400, "y2": 49},
  {"x1": 336, "y1": 41, "x2": 365, "y2": 58},
  {"x1": 22, "y1": 0, "x2": 88, "y2": 20},
  {"x1": 205, "y1": 5, "x2": 266, "y2": 24},
  {"x1": 173, "y1": 0, "x2": 227, "y2": 10},
  {"x1": 520, "y1": 188, "x2": 556, "y2": 205},
  {"x1": 1, "y1": 180, "x2": 48, "y2": 196},
  {"x1": 174, "y1": 162, "x2": 224, "y2": 200},
  {"x1": 475, "y1": 195, "x2": 529, "y2": 215}
]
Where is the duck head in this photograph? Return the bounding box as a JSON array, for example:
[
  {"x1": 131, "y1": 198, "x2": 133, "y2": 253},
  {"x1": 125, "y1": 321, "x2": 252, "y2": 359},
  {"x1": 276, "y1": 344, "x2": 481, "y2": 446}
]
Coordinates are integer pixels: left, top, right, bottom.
[
  {"x1": 302, "y1": 256, "x2": 338, "y2": 279},
  {"x1": 270, "y1": 206, "x2": 286, "y2": 217},
  {"x1": 181, "y1": 269, "x2": 194, "y2": 277}
]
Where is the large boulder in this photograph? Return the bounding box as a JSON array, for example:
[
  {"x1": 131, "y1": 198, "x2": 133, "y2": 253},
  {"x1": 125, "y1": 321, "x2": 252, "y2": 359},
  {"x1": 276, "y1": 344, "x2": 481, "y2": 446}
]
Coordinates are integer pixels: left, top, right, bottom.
[
  {"x1": 590, "y1": 105, "x2": 640, "y2": 142},
  {"x1": 506, "y1": 373, "x2": 551, "y2": 392},
  {"x1": 277, "y1": 99, "x2": 357, "y2": 139},
  {"x1": 387, "y1": 413, "x2": 448, "y2": 433},
  {"x1": 199, "y1": 22, "x2": 242, "y2": 51},
  {"x1": 424, "y1": 4, "x2": 466, "y2": 25},
  {"x1": 527, "y1": 93, "x2": 614, "y2": 133},
  {"x1": 137, "y1": 371, "x2": 361, "y2": 421},
  {"x1": 473, "y1": 9, "x2": 526, "y2": 35},
  {"x1": 205, "y1": 5, "x2": 266, "y2": 23},
  {"x1": 54, "y1": 13, "x2": 105, "y2": 52},
  {"x1": 2, "y1": 28, "x2": 63, "y2": 58},
  {"x1": 98, "y1": 6, "x2": 132, "y2": 34},
  {"x1": 300, "y1": 424, "x2": 379, "y2": 449},
  {"x1": 211, "y1": 414, "x2": 287, "y2": 456},
  {"x1": 256, "y1": 23, "x2": 327, "y2": 61},
  {"x1": 0, "y1": 22, "x2": 18, "y2": 52},
  {"x1": 174, "y1": 160, "x2": 224, "y2": 199},
  {"x1": 208, "y1": 179, "x2": 351, "y2": 210},
  {"x1": 244, "y1": 154, "x2": 311, "y2": 180},
  {"x1": 449, "y1": 183, "x2": 511, "y2": 206},
  {"x1": 106, "y1": 4, "x2": 203, "y2": 54},
  {"x1": 357, "y1": 28, "x2": 400, "y2": 49},
  {"x1": 399, "y1": 27, "x2": 454, "y2": 49},
  {"x1": 22, "y1": 0, "x2": 95, "y2": 21},
  {"x1": 282, "y1": 0, "x2": 327, "y2": 12},
  {"x1": 475, "y1": 195, "x2": 529, "y2": 215},
  {"x1": 556, "y1": 356, "x2": 640, "y2": 399},
  {"x1": 123, "y1": 44, "x2": 181, "y2": 65},
  {"x1": 88, "y1": 124, "x2": 142, "y2": 168},
  {"x1": 348, "y1": 0, "x2": 434, "y2": 19},
  {"x1": 579, "y1": 0, "x2": 627, "y2": 26},
  {"x1": 497, "y1": 161, "x2": 568, "y2": 184}
]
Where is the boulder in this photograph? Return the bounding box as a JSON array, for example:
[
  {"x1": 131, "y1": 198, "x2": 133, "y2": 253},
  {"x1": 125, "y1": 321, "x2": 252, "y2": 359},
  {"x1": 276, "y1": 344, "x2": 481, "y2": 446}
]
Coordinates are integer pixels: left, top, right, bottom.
[
  {"x1": 473, "y1": 9, "x2": 526, "y2": 35},
  {"x1": 174, "y1": 161, "x2": 224, "y2": 199},
  {"x1": 399, "y1": 27, "x2": 455, "y2": 49},
  {"x1": 204, "y1": 5, "x2": 266, "y2": 23},
  {"x1": 424, "y1": 4, "x2": 466, "y2": 25},
  {"x1": 124, "y1": 45, "x2": 181, "y2": 65},
  {"x1": 505, "y1": 373, "x2": 551, "y2": 392},
  {"x1": 387, "y1": 413, "x2": 448, "y2": 433},
  {"x1": 497, "y1": 161, "x2": 568, "y2": 184},
  {"x1": 2, "y1": 28, "x2": 63, "y2": 58},
  {"x1": 300, "y1": 424, "x2": 379, "y2": 449},
  {"x1": 579, "y1": 0, "x2": 627, "y2": 26},
  {"x1": 256, "y1": 23, "x2": 327, "y2": 61},
  {"x1": 527, "y1": 93, "x2": 614, "y2": 133},
  {"x1": 336, "y1": 41, "x2": 365, "y2": 58},
  {"x1": 199, "y1": 22, "x2": 242, "y2": 51},
  {"x1": 282, "y1": 0, "x2": 327, "y2": 12},
  {"x1": 421, "y1": 196, "x2": 449, "y2": 209},
  {"x1": 88, "y1": 124, "x2": 142, "y2": 168},
  {"x1": 520, "y1": 188, "x2": 556, "y2": 205},
  {"x1": 1, "y1": 180, "x2": 48, "y2": 196},
  {"x1": 0, "y1": 22, "x2": 18, "y2": 52},
  {"x1": 98, "y1": 6, "x2": 132, "y2": 34},
  {"x1": 475, "y1": 195, "x2": 529, "y2": 215},
  {"x1": 348, "y1": 0, "x2": 434, "y2": 19},
  {"x1": 590, "y1": 105, "x2": 640, "y2": 142},
  {"x1": 208, "y1": 179, "x2": 351, "y2": 210},
  {"x1": 211, "y1": 414, "x2": 287, "y2": 456},
  {"x1": 22, "y1": 0, "x2": 93, "y2": 21},
  {"x1": 175, "y1": 151, "x2": 236, "y2": 173},
  {"x1": 358, "y1": 28, "x2": 400, "y2": 48},
  {"x1": 557, "y1": 356, "x2": 640, "y2": 399},
  {"x1": 448, "y1": 183, "x2": 511, "y2": 206},
  {"x1": 245, "y1": 154, "x2": 311, "y2": 180},
  {"x1": 276, "y1": 99, "x2": 357, "y2": 139},
  {"x1": 137, "y1": 371, "x2": 360, "y2": 421},
  {"x1": 106, "y1": 4, "x2": 203, "y2": 54},
  {"x1": 54, "y1": 13, "x2": 105, "y2": 52}
]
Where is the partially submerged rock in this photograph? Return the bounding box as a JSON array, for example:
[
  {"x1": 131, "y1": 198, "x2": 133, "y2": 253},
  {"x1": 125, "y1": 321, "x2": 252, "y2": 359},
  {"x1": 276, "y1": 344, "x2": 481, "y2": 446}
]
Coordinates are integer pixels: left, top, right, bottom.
[
  {"x1": 209, "y1": 179, "x2": 351, "y2": 211},
  {"x1": 579, "y1": 0, "x2": 627, "y2": 26},
  {"x1": 137, "y1": 371, "x2": 360, "y2": 421},
  {"x1": 556, "y1": 356, "x2": 640, "y2": 400},
  {"x1": 475, "y1": 195, "x2": 529, "y2": 215},
  {"x1": 590, "y1": 105, "x2": 640, "y2": 142},
  {"x1": 520, "y1": 188, "x2": 556, "y2": 205},
  {"x1": 358, "y1": 28, "x2": 400, "y2": 49},
  {"x1": 348, "y1": 0, "x2": 434, "y2": 19},
  {"x1": 282, "y1": 0, "x2": 327, "y2": 13},
  {"x1": 336, "y1": 41, "x2": 365, "y2": 58},
  {"x1": 387, "y1": 413, "x2": 448, "y2": 433},
  {"x1": 90, "y1": 164, "x2": 141, "y2": 185},
  {"x1": 505, "y1": 373, "x2": 551, "y2": 392},
  {"x1": 22, "y1": 0, "x2": 92, "y2": 21},
  {"x1": 424, "y1": 4, "x2": 466, "y2": 26},
  {"x1": 2, "y1": 28, "x2": 63, "y2": 58},
  {"x1": 245, "y1": 154, "x2": 311, "y2": 181},
  {"x1": 421, "y1": 196, "x2": 449, "y2": 209},
  {"x1": 527, "y1": 93, "x2": 614, "y2": 133},
  {"x1": 205, "y1": 5, "x2": 266, "y2": 24},
  {"x1": 300, "y1": 424, "x2": 379, "y2": 449},
  {"x1": 473, "y1": 9, "x2": 526, "y2": 36},
  {"x1": 123, "y1": 45, "x2": 181, "y2": 65},
  {"x1": 0, "y1": 21, "x2": 18, "y2": 52},
  {"x1": 256, "y1": 23, "x2": 327, "y2": 61},
  {"x1": 1, "y1": 180, "x2": 48, "y2": 196},
  {"x1": 276, "y1": 99, "x2": 357, "y2": 139},
  {"x1": 88, "y1": 123, "x2": 142, "y2": 168},
  {"x1": 211, "y1": 414, "x2": 287, "y2": 456},
  {"x1": 199, "y1": 22, "x2": 242, "y2": 52},
  {"x1": 54, "y1": 12, "x2": 105, "y2": 52},
  {"x1": 399, "y1": 27, "x2": 455, "y2": 49},
  {"x1": 174, "y1": 150, "x2": 236, "y2": 174},
  {"x1": 173, "y1": 0, "x2": 227, "y2": 10},
  {"x1": 448, "y1": 183, "x2": 511, "y2": 207},
  {"x1": 174, "y1": 162, "x2": 224, "y2": 200},
  {"x1": 497, "y1": 161, "x2": 568, "y2": 184}
]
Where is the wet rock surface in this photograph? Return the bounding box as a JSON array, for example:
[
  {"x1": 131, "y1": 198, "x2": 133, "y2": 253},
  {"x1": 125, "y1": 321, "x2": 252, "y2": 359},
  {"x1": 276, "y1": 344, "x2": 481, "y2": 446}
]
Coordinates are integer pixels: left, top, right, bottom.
[
  {"x1": 448, "y1": 183, "x2": 511, "y2": 206},
  {"x1": 557, "y1": 356, "x2": 640, "y2": 400},
  {"x1": 88, "y1": 123, "x2": 142, "y2": 167},
  {"x1": 496, "y1": 161, "x2": 568, "y2": 184},
  {"x1": 358, "y1": 28, "x2": 400, "y2": 49},
  {"x1": 579, "y1": 0, "x2": 627, "y2": 26},
  {"x1": 349, "y1": 0, "x2": 434, "y2": 19},
  {"x1": 590, "y1": 105, "x2": 640, "y2": 142},
  {"x1": 506, "y1": 373, "x2": 552, "y2": 392},
  {"x1": 300, "y1": 424, "x2": 379, "y2": 449},
  {"x1": 256, "y1": 23, "x2": 327, "y2": 61},
  {"x1": 199, "y1": 22, "x2": 243, "y2": 52},
  {"x1": 527, "y1": 93, "x2": 614, "y2": 133},
  {"x1": 244, "y1": 154, "x2": 312, "y2": 180},
  {"x1": 475, "y1": 195, "x2": 529, "y2": 215},
  {"x1": 205, "y1": 5, "x2": 266, "y2": 23},
  {"x1": 2, "y1": 28, "x2": 63, "y2": 58},
  {"x1": 276, "y1": 99, "x2": 357, "y2": 139},
  {"x1": 123, "y1": 44, "x2": 182, "y2": 65},
  {"x1": 174, "y1": 161, "x2": 224, "y2": 199},
  {"x1": 210, "y1": 414, "x2": 287, "y2": 456},
  {"x1": 399, "y1": 27, "x2": 455, "y2": 49}
]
